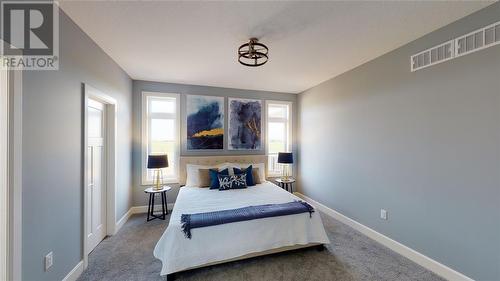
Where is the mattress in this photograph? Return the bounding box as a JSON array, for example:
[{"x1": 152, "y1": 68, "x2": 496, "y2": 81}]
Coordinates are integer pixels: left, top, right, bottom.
[{"x1": 153, "y1": 181, "x2": 330, "y2": 275}]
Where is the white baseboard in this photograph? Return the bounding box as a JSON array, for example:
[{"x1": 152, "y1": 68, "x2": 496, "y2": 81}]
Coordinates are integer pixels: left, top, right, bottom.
[
  {"x1": 114, "y1": 203, "x2": 175, "y2": 235},
  {"x1": 114, "y1": 208, "x2": 133, "y2": 235},
  {"x1": 294, "y1": 192, "x2": 474, "y2": 281},
  {"x1": 61, "y1": 260, "x2": 83, "y2": 281}
]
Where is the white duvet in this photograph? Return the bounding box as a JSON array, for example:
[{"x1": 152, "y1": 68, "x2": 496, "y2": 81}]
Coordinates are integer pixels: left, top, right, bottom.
[{"x1": 153, "y1": 182, "x2": 330, "y2": 275}]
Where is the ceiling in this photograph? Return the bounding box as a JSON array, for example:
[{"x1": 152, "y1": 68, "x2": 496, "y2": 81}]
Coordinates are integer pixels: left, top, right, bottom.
[{"x1": 60, "y1": 1, "x2": 494, "y2": 93}]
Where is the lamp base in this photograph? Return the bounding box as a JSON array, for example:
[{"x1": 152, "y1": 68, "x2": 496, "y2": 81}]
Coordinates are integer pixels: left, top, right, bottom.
[
  {"x1": 281, "y1": 164, "x2": 292, "y2": 182},
  {"x1": 153, "y1": 169, "x2": 164, "y2": 191},
  {"x1": 280, "y1": 175, "x2": 291, "y2": 181}
]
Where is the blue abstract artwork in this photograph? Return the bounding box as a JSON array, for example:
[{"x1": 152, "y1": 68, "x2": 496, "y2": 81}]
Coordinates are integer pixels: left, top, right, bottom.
[
  {"x1": 228, "y1": 98, "x2": 262, "y2": 150},
  {"x1": 186, "y1": 95, "x2": 224, "y2": 150}
]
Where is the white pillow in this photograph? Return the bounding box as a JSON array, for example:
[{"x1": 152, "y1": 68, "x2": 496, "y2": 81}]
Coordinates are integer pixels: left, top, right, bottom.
[
  {"x1": 218, "y1": 162, "x2": 259, "y2": 176},
  {"x1": 185, "y1": 164, "x2": 213, "y2": 187},
  {"x1": 184, "y1": 162, "x2": 266, "y2": 186},
  {"x1": 235, "y1": 163, "x2": 266, "y2": 183},
  {"x1": 218, "y1": 162, "x2": 238, "y2": 175},
  {"x1": 185, "y1": 163, "x2": 233, "y2": 186}
]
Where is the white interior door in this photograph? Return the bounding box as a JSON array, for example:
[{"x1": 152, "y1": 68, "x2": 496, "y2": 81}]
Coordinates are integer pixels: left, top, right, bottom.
[{"x1": 86, "y1": 98, "x2": 107, "y2": 253}]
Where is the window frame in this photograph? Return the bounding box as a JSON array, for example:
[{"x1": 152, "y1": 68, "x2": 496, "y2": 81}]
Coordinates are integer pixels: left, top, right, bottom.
[
  {"x1": 141, "y1": 91, "x2": 180, "y2": 185},
  {"x1": 265, "y1": 100, "x2": 293, "y2": 177}
]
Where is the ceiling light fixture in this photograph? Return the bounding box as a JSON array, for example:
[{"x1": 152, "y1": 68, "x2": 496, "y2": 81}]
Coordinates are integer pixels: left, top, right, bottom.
[{"x1": 238, "y1": 38, "x2": 269, "y2": 67}]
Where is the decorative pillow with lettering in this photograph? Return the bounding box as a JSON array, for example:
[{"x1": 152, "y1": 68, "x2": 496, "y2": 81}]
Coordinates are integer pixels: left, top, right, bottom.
[
  {"x1": 218, "y1": 174, "x2": 247, "y2": 190},
  {"x1": 233, "y1": 165, "x2": 254, "y2": 186}
]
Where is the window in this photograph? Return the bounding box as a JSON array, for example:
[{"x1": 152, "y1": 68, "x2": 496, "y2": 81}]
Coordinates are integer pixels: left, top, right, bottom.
[
  {"x1": 142, "y1": 92, "x2": 180, "y2": 184},
  {"x1": 266, "y1": 101, "x2": 292, "y2": 176}
]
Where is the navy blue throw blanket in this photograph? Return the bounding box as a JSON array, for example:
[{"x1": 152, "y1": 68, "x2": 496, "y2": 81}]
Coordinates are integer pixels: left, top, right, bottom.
[{"x1": 180, "y1": 201, "x2": 314, "y2": 239}]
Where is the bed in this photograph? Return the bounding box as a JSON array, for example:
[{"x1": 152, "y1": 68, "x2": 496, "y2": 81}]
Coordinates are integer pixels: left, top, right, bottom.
[{"x1": 153, "y1": 156, "x2": 330, "y2": 279}]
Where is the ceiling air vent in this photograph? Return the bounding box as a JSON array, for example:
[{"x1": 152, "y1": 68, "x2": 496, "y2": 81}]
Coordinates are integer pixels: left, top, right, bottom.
[{"x1": 411, "y1": 21, "x2": 500, "y2": 72}]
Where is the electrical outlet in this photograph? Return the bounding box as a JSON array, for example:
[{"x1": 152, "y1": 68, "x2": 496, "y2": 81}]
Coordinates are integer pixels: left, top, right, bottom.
[
  {"x1": 380, "y1": 209, "x2": 388, "y2": 220},
  {"x1": 45, "y1": 252, "x2": 53, "y2": 271}
]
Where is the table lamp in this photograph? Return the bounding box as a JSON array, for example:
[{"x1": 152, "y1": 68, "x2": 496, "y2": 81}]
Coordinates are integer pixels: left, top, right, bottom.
[
  {"x1": 277, "y1": 152, "x2": 293, "y2": 181},
  {"x1": 147, "y1": 154, "x2": 168, "y2": 190}
]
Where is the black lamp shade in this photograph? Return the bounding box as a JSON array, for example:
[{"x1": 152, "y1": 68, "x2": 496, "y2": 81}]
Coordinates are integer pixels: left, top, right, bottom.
[
  {"x1": 277, "y1": 152, "x2": 293, "y2": 164},
  {"x1": 147, "y1": 155, "x2": 168, "y2": 169}
]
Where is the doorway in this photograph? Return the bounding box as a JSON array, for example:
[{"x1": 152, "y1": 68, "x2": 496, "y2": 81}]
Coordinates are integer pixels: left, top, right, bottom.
[
  {"x1": 83, "y1": 84, "x2": 117, "y2": 269},
  {"x1": 86, "y1": 98, "x2": 107, "y2": 252}
]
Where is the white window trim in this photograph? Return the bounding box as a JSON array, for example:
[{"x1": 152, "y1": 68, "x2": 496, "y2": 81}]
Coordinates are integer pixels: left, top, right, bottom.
[
  {"x1": 266, "y1": 100, "x2": 293, "y2": 177},
  {"x1": 141, "y1": 91, "x2": 180, "y2": 185}
]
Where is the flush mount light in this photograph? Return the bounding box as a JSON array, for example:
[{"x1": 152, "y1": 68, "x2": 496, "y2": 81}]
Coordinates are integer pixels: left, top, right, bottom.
[{"x1": 238, "y1": 38, "x2": 269, "y2": 67}]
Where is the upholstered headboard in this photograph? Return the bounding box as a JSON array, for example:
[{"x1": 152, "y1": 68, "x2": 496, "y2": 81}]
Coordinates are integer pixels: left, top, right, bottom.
[{"x1": 179, "y1": 155, "x2": 268, "y2": 185}]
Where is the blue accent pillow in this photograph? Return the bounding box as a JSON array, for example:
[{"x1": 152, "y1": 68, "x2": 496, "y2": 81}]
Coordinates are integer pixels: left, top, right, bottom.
[
  {"x1": 209, "y1": 168, "x2": 229, "y2": 189},
  {"x1": 233, "y1": 165, "x2": 254, "y2": 186},
  {"x1": 218, "y1": 174, "x2": 247, "y2": 190}
]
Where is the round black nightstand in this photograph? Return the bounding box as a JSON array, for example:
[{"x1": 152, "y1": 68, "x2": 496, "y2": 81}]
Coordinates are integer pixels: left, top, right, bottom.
[
  {"x1": 275, "y1": 178, "x2": 296, "y2": 193},
  {"x1": 144, "y1": 186, "x2": 171, "y2": 221}
]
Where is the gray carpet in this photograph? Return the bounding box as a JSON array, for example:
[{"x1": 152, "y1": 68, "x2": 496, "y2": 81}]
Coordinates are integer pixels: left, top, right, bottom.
[{"x1": 78, "y1": 212, "x2": 444, "y2": 281}]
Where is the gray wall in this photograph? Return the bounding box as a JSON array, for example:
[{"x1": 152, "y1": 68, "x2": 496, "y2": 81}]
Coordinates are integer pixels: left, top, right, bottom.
[
  {"x1": 298, "y1": 3, "x2": 500, "y2": 281},
  {"x1": 22, "y1": 12, "x2": 133, "y2": 281},
  {"x1": 132, "y1": 80, "x2": 297, "y2": 206}
]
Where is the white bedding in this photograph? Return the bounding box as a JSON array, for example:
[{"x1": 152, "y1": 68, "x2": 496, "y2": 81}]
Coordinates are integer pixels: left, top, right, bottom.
[{"x1": 153, "y1": 182, "x2": 330, "y2": 275}]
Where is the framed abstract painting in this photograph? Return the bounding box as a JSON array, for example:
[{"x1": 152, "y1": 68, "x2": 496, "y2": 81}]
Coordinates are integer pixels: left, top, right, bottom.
[
  {"x1": 228, "y1": 98, "x2": 262, "y2": 150},
  {"x1": 186, "y1": 95, "x2": 224, "y2": 150}
]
